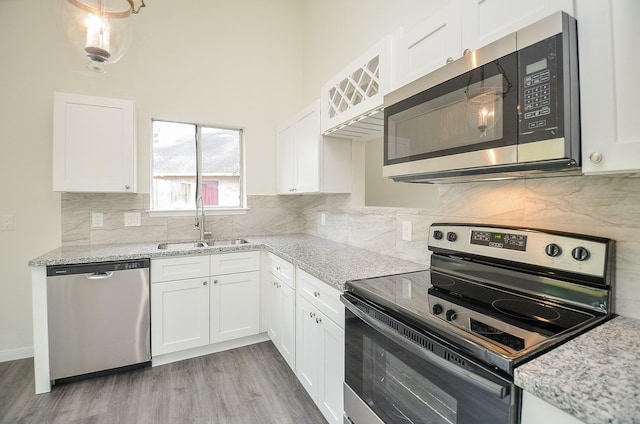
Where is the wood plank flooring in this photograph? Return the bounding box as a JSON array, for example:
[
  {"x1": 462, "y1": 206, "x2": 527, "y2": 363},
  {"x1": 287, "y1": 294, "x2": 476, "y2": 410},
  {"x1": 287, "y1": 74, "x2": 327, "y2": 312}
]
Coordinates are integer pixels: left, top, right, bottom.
[{"x1": 0, "y1": 341, "x2": 326, "y2": 424}]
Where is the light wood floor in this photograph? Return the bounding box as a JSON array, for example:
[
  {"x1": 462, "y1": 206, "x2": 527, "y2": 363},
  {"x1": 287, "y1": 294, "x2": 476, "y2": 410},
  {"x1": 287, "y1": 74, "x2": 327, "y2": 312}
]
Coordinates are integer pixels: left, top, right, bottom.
[{"x1": 0, "y1": 341, "x2": 326, "y2": 424}]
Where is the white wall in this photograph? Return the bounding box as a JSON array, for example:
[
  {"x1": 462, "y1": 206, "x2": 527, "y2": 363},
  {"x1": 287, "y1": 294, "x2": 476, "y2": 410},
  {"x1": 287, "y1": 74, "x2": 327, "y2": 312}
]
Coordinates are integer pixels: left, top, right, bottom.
[{"x1": 0, "y1": 0, "x2": 303, "y2": 355}]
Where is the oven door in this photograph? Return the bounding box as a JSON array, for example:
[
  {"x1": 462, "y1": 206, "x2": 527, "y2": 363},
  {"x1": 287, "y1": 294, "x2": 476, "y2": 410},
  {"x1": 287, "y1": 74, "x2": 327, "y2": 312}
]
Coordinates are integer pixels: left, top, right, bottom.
[{"x1": 342, "y1": 293, "x2": 518, "y2": 424}]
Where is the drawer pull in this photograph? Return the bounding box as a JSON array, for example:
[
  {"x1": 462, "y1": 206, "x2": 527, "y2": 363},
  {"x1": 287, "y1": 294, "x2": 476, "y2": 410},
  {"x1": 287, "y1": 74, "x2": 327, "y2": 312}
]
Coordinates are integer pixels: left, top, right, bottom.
[
  {"x1": 309, "y1": 312, "x2": 316, "y2": 318},
  {"x1": 315, "y1": 317, "x2": 322, "y2": 324},
  {"x1": 314, "y1": 291, "x2": 320, "y2": 297},
  {"x1": 203, "y1": 281, "x2": 208, "y2": 286},
  {"x1": 213, "y1": 279, "x2": 219, "y2": 284}
]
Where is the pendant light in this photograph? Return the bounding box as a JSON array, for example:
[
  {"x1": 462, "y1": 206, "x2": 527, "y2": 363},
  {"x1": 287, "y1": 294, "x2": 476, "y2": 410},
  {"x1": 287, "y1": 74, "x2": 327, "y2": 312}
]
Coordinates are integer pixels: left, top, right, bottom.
[{"x1": 62, "y1": 0, "x2": 146, "y2": 73}]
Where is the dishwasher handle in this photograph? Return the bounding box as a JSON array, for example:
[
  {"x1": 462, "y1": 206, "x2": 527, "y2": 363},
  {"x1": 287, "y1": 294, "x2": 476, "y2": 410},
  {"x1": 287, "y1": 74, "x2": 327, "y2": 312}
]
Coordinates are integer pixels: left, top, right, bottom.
[{"x1": 86, "y1": 271, "x2": 114, "y2": 280}]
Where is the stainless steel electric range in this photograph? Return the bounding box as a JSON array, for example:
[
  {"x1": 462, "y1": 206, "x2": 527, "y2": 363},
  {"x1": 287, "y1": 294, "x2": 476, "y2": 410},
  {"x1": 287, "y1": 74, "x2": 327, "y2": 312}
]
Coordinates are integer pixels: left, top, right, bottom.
[{"x1": 341, "y1": 223, "x2": 614, "y2": 424}]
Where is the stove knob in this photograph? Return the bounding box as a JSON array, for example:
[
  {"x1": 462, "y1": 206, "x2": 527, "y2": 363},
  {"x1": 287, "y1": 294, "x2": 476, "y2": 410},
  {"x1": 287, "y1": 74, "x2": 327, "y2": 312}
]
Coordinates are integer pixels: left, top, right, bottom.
[
  {"x1": 432, "y1": 304, "x2": 443, "y2": 316},
  {"x1": 572, "y1": 246, "x2": 590, "y2": 261},
  {"x1": 446, "y1": 232, "x2": 457, "y2": 242},
  {"x1": 445, "y1": 309, "x2": 456, "y2": 321},
  {"x1": 545, "y1": 243, "x2": 562, "y2": 257},
  {"x1": 433, "y1": 230, "x2": 444, "y2": 240}
]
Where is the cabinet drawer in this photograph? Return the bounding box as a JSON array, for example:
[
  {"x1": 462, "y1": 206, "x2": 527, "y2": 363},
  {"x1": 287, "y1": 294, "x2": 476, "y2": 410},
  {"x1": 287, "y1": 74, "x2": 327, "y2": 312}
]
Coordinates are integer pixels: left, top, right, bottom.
[
  {"x1": 151, "y1": 256, "x2": 210, "y2": 283},
  {"x1": 210, "y1": 251, "x2": 260, "y2": 275},
  {"x1": 268, "y1": 253, "x2": 295, "y2": 289},
  {"x1": 296, "y1": 268, "x2": 344, "y2": 328}
]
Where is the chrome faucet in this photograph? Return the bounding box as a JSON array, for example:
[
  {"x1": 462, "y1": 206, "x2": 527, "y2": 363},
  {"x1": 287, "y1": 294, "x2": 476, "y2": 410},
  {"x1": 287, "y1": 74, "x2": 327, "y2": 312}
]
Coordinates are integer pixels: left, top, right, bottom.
[{"x1": 194, "y1": 196, "x2": 210, "y2": 241}]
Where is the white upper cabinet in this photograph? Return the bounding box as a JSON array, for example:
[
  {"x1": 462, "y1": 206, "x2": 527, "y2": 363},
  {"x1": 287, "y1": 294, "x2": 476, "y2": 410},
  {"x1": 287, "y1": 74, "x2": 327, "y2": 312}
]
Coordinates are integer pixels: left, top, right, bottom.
[
  {"x1": 391, "y1": 1, "x2": 462, "y2": 90},
  {"x1": 53, "y1": 92, "x2": 137, "y2": 193},
  {"x1": 276, "y1": 100, "x2": 352, "y2": 195},
  {"x1": 576, "y1": 0, "x2": 640, "y2": 174},
  {"x1": 391, "y1": 0, "x2": 574, "y2": 91},
  {"x1": 459, "y1": 0, "x2": 574, "y2": 52},
  {"x1": 320, "y1": 36, "x2": 392, "y2": 139}
]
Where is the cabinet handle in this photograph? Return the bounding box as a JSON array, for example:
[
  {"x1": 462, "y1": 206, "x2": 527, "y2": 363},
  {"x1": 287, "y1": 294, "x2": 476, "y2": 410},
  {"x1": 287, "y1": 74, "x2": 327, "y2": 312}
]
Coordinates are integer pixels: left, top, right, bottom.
[
  {"x1": 125, "y1": 185, "x2": 130, "y2": 190},
  {"x1": 446, "y1": 57, "x2": 454, "y2": 64},
  {"x1": 309, "y1": 312, "x2": 316, "y2": 318},
  {"x1": 316, "y1": 317, "x2": 322, "y2": 324},
  {"x1": 213, "y1": 279, "x2": 219, "y2": 284},
  {"x1": 314, "y1": 291, "x2": 320, "y2": 297},
  {"x1": 203, "y1": 281, "x2": 208, "y2": 286},
  {"x1": 589, "y1": 152, "x2": 603, "y2": 164},
  {"x1": 463, "y1": 48, "x2": 471, "y2": 56}
]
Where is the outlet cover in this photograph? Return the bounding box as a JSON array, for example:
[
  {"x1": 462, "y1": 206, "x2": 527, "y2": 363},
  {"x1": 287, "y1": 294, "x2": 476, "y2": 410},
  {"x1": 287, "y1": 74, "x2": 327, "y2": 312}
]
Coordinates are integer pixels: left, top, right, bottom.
[
  {"x1": 124, "y1": 212, "x2": 141, "y2": 227},
  {"x1": 91, "y1": 213, "x2": 104, "y2": 228},
  {"x1": 402, "y1": 221, "x2": 412, "y2": 241},
  {"x1": 320, "y1": 213, "x2": 326, "y2": 226}
]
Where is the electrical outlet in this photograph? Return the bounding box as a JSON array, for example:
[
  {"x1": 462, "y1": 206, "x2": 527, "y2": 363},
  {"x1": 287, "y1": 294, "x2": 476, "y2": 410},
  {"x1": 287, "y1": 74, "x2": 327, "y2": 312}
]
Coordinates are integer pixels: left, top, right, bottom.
[
  {"x1": 402, "y1": 221, "x2": 412, "y2": 241},
  {"x1": 124, "y1": 212, "x2": 141, "y2": 227},
  {"x1": 0, "y1": 214, "x2": 14, "y2": 231},
  {"x1": 91, "y1": 213, "x2": 104, "y2": 228},
  {"x1": 320, "y1": 212, "x2": 326, "y2": 226}
]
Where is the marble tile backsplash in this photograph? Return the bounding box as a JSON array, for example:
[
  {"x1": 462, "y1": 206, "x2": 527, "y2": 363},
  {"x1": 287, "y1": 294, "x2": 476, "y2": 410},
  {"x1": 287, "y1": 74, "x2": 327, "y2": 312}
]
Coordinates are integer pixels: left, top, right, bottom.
[{"x1": 61, "y1": 173, "x2": 640, "y2": 319}]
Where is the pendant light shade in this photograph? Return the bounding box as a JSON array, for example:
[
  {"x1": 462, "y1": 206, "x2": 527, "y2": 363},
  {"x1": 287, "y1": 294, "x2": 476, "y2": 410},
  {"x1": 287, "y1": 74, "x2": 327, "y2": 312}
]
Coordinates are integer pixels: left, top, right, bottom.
[{"x1": 62, "y1": 0, "x2": 145, "y2": 73}]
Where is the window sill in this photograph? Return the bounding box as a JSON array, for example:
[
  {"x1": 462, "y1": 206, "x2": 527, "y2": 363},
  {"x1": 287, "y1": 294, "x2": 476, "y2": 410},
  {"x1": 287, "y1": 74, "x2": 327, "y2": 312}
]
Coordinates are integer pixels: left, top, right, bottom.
[{"x1": 147, "y1": 208, "x2": 250, "y2": 218}]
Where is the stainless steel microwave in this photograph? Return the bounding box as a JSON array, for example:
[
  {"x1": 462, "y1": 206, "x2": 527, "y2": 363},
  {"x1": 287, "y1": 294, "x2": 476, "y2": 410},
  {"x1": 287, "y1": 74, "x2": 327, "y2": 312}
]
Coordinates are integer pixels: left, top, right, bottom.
[{"x1": 383, "y1": 12, "x2": 580, "y2": 183}]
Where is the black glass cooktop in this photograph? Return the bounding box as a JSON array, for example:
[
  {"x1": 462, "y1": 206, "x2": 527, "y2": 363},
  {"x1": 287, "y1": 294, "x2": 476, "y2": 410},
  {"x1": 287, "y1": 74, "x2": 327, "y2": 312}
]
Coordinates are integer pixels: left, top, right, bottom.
[{"x1": 347, "y1": 269, "x2": 600, "y2": 339}]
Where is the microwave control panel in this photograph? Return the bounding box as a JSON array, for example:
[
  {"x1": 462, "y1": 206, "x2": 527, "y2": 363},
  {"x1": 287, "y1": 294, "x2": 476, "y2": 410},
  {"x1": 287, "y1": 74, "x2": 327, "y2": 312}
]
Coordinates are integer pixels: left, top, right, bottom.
[{"x1": 518, "y1": 33, "x2": 562, "y2": 142}]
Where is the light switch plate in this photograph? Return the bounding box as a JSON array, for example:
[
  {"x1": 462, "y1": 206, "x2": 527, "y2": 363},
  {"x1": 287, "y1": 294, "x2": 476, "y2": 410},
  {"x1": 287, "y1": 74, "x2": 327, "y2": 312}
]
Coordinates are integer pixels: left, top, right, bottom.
[
  {"x1": 402, "y1": 221, "x2": 412, "y2": 241},
  {"x1": 0, "y1": 214, "x2": 14, "y2": 231},
  {"x1": 91, "y1": 213, "x2": 104, "y2": 228},
  {"x1": 320, "y1": 212, "x2": 326, "y2": 226},
  {"x1": 124, "y1": 212, "x2": 141, "y2": 227}
]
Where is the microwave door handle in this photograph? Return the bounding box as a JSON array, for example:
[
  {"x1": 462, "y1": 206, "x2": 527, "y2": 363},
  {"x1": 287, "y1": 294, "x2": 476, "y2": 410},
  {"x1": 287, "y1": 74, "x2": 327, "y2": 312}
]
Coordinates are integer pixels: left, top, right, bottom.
[{"x1": 343, "y1": 297, "x2": 510, "y2": 399}]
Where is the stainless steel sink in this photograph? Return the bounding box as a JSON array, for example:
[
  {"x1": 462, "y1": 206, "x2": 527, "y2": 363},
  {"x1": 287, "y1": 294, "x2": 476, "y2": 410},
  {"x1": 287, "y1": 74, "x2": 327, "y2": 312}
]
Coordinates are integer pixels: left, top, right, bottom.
[{"x1": 157, "y1": 239, "x2": 248, "y2": 250}]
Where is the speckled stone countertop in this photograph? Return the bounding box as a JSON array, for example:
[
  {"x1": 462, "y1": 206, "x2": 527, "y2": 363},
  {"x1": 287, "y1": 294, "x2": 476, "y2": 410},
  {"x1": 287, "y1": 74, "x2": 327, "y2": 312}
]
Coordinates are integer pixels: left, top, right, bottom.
[
  {"x1": 28, "y1": 233, "x2": 427, "y2": 291},
  {"x1": 515, "y1": 316, "x2": 640, "y2": 424}
]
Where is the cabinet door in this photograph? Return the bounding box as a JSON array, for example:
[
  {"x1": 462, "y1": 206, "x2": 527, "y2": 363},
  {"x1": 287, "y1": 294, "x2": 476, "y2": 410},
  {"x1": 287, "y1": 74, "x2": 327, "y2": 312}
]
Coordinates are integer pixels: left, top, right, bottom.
[
  {"x1": 210, "y1": 271, "x2": 260, "y2": 344},
  {"x1": 268, "y1": 275, "x2": 296, "y2": 371},
  {"x1": 151, "y1": 278, "x2": 210, "y2": 355},
  {"x1": 577, "y1": 0, "x2": 640, "y2": 174},
  {"x1": 391, "y1": 1, "x2": 461, "y2": 90},
  {"x1": 268, "y1": 276, "x2": 284, "y2": 348},
  {"x1": 276, "y1": 120, "x2": 296, "y2": 194},
  {"x1": 280, "y1": 282, "x2": 296, "y2": 371},
  {"x1": 53, "y1": 92, "x2": 137, "y2": 193},
  {"x1": 294, "y1": 101, "x2": 321, "y2": 194},
  {"x1": 317, "y1": 309, "x2": 345, "y2": 424},
  {"x1": 296, "y1": 296, "x2": 320, "y2": 398},
  {"x1": 460, "y1": 0, "x2": 574, "y2": 52}
]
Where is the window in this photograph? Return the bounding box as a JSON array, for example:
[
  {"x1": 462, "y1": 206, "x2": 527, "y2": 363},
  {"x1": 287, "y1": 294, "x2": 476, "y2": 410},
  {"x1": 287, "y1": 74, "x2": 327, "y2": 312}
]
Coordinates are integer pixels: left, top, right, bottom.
[{"x1": 151, "y1": 120, "x2": 245, "y2": 211}]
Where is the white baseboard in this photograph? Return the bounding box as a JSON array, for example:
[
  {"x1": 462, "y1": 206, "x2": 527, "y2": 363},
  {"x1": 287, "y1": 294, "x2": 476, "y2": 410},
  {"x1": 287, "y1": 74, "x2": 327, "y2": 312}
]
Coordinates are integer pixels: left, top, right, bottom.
[{"x1": 0, "y1": 346, "x2": 34, "y2": 363}]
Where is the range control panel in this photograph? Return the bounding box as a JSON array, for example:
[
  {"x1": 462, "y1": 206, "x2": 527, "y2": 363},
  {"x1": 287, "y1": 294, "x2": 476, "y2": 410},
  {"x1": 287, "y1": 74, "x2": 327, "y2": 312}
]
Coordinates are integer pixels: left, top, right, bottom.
[{"x1": 429, "y1": 224, "x2": 611, "y2": 278}]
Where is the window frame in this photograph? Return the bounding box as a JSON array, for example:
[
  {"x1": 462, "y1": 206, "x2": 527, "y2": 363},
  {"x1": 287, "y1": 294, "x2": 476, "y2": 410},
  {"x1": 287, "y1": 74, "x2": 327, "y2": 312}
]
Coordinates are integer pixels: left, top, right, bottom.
[{"x1": 148, "y1": 119, "x2": 248, "y2": 216}]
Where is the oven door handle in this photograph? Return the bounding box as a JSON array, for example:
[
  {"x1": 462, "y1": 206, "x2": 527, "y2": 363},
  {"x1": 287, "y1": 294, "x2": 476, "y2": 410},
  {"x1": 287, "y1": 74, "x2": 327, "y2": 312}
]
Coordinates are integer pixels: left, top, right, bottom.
[{"x1": 343, "y1": 297, "x2": 511, "y2": 399}]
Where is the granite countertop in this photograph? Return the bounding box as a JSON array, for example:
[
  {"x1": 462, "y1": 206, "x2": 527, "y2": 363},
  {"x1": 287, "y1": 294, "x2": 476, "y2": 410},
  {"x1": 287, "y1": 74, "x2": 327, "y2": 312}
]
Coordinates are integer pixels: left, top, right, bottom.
[
  {"x1": 515, "y1": 316, "x2": 640, "y2": 424},
  {"x1": 28, "y1": 233, "x2": 427, "y2": 291}
]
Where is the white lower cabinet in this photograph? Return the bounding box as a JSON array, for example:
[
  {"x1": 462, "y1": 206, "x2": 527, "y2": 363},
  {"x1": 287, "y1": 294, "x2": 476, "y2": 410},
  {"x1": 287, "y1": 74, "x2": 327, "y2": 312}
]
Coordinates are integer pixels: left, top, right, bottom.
[
  {"x1": 210, "y1": 271, "x2": 260, "y2": 344},
  {"x1": 268, "y1": 274, "x2": 296, "y2": 370},
  {"x1": 151, "y1": 252, "x2": 260, "y2": 357},
  {"x1": 520, "y1": 390, "x2": 585, "y2": 424},
  {"x1": 296, "y1": 269, "x2": 344, "y2": 424},
  {"x1": 151, "y1": 277, "x2": 210, "y2": 355}
]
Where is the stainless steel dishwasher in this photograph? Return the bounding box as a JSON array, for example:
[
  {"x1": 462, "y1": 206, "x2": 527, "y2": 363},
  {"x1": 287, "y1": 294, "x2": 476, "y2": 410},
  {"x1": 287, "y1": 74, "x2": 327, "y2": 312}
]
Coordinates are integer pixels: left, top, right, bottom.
[{"x1": 46, "y1": 259, "x2": 151, "y2": 383}]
